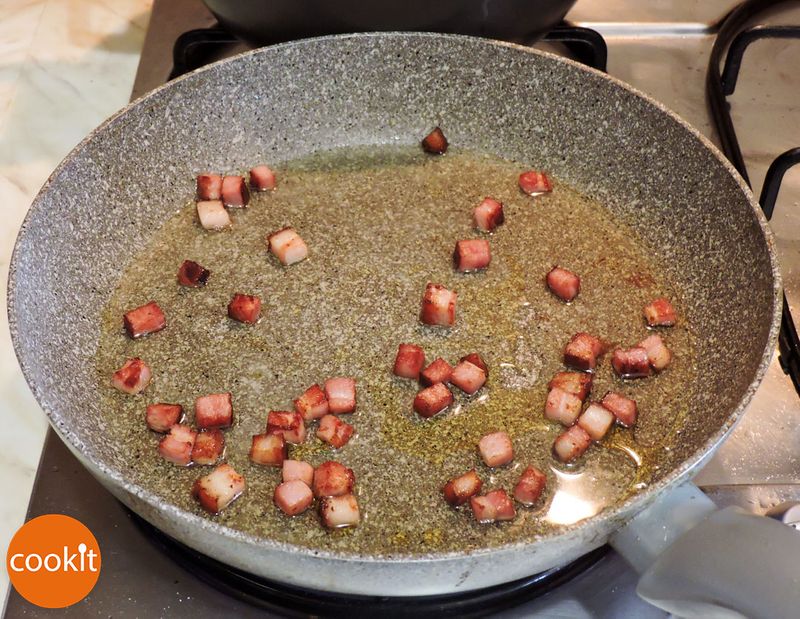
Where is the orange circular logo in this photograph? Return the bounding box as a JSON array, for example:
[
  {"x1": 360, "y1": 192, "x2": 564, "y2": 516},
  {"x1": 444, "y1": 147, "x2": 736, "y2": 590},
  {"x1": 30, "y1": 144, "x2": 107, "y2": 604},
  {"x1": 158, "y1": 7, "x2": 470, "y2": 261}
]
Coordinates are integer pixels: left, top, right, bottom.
[{"x1": 6, "y1": 514, "x2": 101, "y2": 608}]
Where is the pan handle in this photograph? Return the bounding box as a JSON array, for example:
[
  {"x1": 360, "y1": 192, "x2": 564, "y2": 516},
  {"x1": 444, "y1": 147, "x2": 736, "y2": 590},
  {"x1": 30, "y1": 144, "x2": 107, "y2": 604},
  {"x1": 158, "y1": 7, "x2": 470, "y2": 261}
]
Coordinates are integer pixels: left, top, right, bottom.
[{"x1": 610, "y1": 482, "x2": 800, "y2": 619}]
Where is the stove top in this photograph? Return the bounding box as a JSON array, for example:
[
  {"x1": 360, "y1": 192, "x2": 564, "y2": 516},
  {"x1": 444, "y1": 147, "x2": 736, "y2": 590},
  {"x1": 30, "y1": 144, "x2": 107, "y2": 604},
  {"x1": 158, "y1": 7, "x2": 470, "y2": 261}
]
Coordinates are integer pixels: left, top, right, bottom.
[{"x1": 5, "y1": 0, "x2": 800, "y2": 616}]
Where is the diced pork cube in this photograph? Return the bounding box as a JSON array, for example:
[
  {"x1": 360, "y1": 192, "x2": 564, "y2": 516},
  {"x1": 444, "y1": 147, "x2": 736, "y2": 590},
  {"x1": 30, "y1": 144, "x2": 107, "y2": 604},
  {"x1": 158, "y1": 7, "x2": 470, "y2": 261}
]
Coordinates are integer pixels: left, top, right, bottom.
[
  {"x1": 196, "y1": 200, "x2": 231, "y2": 231},
  {"x1": 146, "y1": 403, "x2": 183, "y2": 433},
  {"x1": 564, "y1": 332, "x2": 604, "y2": 372},
  {"x1": 420, "y1": 358, "x2": 453, "y2": 386},
  {"x1": 123, "y1": 301, "x2": 166, "y2": 339},
  {"x1": 249, "y1": 433, "x2": 286, "y2": 467},
  {"x1": 577, "y1": 403, "x2": 615, "y2": 441},
  {"x1": 544, "y1": 387, "x2": 583, "y2": 426},
  {"x1": 158, "y1": 424, "x2": 196, "y2": 466},
  {"x1": 513, "y1": 466, "x2": 547, "y2": 506},
  {"x1": 267, "y1": 410, "x2": 306, "y2": 444},
  {"x1": 547, "y1": 371, "x2": 592, "y2": 401},
  {"x1": 282, "y1": 460, "x2": 314, "y2": 486},
  {"x1": 413, "y1": 383, "x2": 453, "y2": 418},
  {"x1": 473, "y1": 197, "x2": 505, "y2": 232},
  {"x1": 459, "y1": 352, "x2": 488, "y2": 377},
  {"x1": 421, "y1": 126, "x2": 448, "y2": 154},
  {"x1": 227, "y1": 293, "x2": 261, "y2": 324},
  {"x1": 553, "y1": 425, "x2": 592, "y2": 463},
  {"x1": 450, "y1": 360, "x2": 487, "y2": 394},
  {"x1": 111, "y1": 358, "x2": 152, "y2": 395},
  {"x1": 393, "y1": 343, "x2": 426, "y2": 379},
  {"x1": 312, "y1": 461, "x2": 355, "y2": 498},
  {"x1": 611, "y1": 347, "x2": 652, "y2": 378},
  {"x1": 294, "y1": 384, "x2": 329, "y2": 421},
  {"x1": 643, "y1": 298, "x2": 677, "y2": 327},
  {"x1": 453, "y1": 239, "x2": 491, "y2": 272},
  {"x1": 324, "y1": 377, "x2": 356, "y2": 414},
  {"x1": 601, "y1": 392, "x2": 638, "y2": 428},
  {"x1": 478, "y1": 431, "x2": 514, "y2": 467},
  {"x1": 442, "y1": 469, "x2": 483, "y2": 506},
  {"x1": 267, "y1": 226, "x2": 308, "y2": 266},
  {"x1": 177, "y1": 259, "x2": 211, "y2": 287},
  {"x1": 221, "y1": 175, "x2": 250, "y2": 207},
  {"x1": 274, "y1": 480, "x2": 314, "y2": 516},
  {"x1": 196, "y1": 173, "x2": 222, "y2": 200},
  {"x1": 319, "y1": 493, "x2": 360, "y2": 528},
  {"x1": 192, "y1": 463, "x2": 245, "y2": 514},
  {"x1": 419, "y1": 282, "x2": 457, "y2": 327},
  {"x1": 470, "y1": 489, "x2": 516, "y2": 523},
  {"x1": 546, "y1": 266, "x2": 581, "y2": 302},
  {"x1": 639, "y1": 334, "x2": 672, "y2": 371},
  {"x1": 316, "y1": 414, "x2": 354, "y2": 449},
  {"x1": 249, "y1": 164, "x2": 276, "y2": 191},
  {"x1": 519, "y1": 170, "x2": 553, "y2": 195},
  {"x1": 191, "y1": 428, "x2": 225, "y2": 465},
  {"x1": 195, "y1": 392, "x2": 233, "y2": 429}
]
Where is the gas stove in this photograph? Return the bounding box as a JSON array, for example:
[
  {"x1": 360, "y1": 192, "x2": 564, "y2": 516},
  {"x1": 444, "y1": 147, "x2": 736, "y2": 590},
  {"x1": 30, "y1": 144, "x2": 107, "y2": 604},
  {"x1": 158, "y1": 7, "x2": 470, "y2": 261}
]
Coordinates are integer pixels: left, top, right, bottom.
[{"x1": 5, "y1": 0, "x2": 800, "y2": 616}]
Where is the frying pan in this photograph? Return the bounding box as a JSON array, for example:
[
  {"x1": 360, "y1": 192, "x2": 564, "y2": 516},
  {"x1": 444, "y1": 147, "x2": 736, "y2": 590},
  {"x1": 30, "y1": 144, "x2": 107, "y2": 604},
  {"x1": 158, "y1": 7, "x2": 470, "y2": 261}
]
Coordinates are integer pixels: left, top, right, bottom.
[{"x1": 8, "y1": 33, "x2": 800, "y2": 616}]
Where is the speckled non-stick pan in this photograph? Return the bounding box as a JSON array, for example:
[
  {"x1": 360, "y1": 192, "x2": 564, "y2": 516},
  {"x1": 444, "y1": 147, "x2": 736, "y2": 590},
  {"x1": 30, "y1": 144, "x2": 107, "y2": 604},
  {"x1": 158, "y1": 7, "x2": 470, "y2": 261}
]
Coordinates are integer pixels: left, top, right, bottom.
[{"x1": 8, "y1": 33, "x2": 781, "y2": 596}]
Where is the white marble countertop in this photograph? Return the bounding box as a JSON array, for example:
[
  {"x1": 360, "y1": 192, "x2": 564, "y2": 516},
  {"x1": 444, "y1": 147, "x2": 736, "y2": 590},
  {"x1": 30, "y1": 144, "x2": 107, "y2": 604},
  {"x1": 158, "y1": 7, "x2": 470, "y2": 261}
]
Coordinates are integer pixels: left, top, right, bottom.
[{"x1": 0, "y1": 0, "x2": 152, "y2": 603}]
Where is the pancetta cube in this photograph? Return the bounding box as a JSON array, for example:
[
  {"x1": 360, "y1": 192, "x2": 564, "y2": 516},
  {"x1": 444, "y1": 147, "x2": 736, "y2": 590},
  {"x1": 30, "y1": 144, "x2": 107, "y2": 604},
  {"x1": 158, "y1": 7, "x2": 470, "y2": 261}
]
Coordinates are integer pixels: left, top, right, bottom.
[
  {"x1": 192, "y1": 463, "x2": 245, "y2": 514},
  {"x1": 473, "y1": 197, "x2": 505, "y2": 233},
  {"x1": 221, "y1": 175, "x2": 250, "y2": 207},
  {"x1": 123, "y1": 301, "x2": 166, "y2": 339},
  {"x1": 547, "y1": 371, "x2": 592, "y2": 401},
  {"x1": 274, "y1": 480, "x2": 313, "y2": 516},
  {"x1": 191, "y1": 428, "x2": 225, "y2": 465},
  {"x1": 421, "y1": 126, "x2": 448, "y2": 154},
  {"x1": 267, "y1": 410, "x2": 307, "y2": 444},
  {"x1": 544, "y1": 387, "x2": 583, "y2": 426},
  {"x1": 282, "y1": 459, "x2": 314, "y2": 486},
  {"x1": 111, "y1": 358, "x2": 152, "y2": 395},
  {"x1": 393, "y1": 343, "x2": 426, "y2": 379},
  {"x1": 611, "y1": 347, "x2": 652, "y2": 378},
  {"x1": 519, "y1": 170, "x2": 553, "y2": 195},
  {"x1": 546, "y1": 266, "x2": 581, "y2": 302},
  {"x1": 513, "y1": 466, "x2": 547, "y2": 506},
  {"x1": 196, "y1": 173, "x2": 222, "y2": 200},
  {"x1": 324, "y1": 377, "x2": 356, "y2": 414},
  {"x1": 249, "y1": 433, "x2": 286, "y2": 467},
  {"x1": 564, "y1": 332, "x2": 604, "y2": 371},
  {"x1": 267, "y1": 226, "x2": 308, "y2": 266},
  {"x1": 249, "y1": 164, "x2": 276, "y2": 191},
  {"x1": 577, "y1": 403, "x2": 615, "y2": 441},
  {"x1": 450, "y1": 360, "x2": 487, "y2": 395},
  {"x1": 177, "y1": 259, "x2": 211, "y2": 287},
  {"x1": 553, "y1": 425, "x2": 592, "y2": 463},
  {"x1": 639, "y1": 334, "x2": 672, "y2": 371},
  {"x1": 158, "y1": 424, "x2": 196, "y2": 466},
  {"x1": 294, "y1": 384, "x2": 330, "y2": 421},
  {"x1": 478, "y1": 431, "x2": 514, "y2": 467},
  {"x1": 227, "y1": 293, "x2": 261, "y2": 324},
  {"x1": 453, "y1": 239, "x2": 491, "y2": 272},
  {"x1": 196, "y1": 200, "x2": 231, "y2": 231},
  {"x1": 413, "y1": 383, "x2": 453, "y2": 418},
  {"x1": 419, "y1": 282, "x2": 457, "y2": 327},
  {"x1": 316, "y1": 414, "x2": 354, "y2": 449},
  {"x1": 442, "y1": 469, "x2": 483, "y2": 506},
  {"x1": 601, "y1": 392, "x2": 638, "y2": 428},
  {"x1": 643, "y1": 298, "x2": 677, "y2": 327},
  {"x1": 319, "y1": 493, "x2": 360, "y2": 528},
  {"x1": 420, "y1": 357, "x2": 453, "y2": 386},
  {"x1": 146, "y1": 403, "x2": 183, "y2": 433},
  {"x1": 195, "y1": 393, "x2": 233, "y2": 429},
  {"x1": 459, "y1": 352, "x2": 488, "y2": 376},
  {"x1": 312, "y1": 461, "x2": 355, "y2": 498},
  {"x1": 470, "y1": 489, "x2": 516, "y2": 523}
]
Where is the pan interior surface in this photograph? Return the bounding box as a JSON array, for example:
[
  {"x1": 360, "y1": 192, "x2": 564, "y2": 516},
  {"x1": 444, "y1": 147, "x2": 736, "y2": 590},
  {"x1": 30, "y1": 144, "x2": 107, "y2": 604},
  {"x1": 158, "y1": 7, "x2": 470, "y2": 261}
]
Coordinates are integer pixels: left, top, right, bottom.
[{"x1": 9, "y1": 34, "x2": 778, "y2": 563}]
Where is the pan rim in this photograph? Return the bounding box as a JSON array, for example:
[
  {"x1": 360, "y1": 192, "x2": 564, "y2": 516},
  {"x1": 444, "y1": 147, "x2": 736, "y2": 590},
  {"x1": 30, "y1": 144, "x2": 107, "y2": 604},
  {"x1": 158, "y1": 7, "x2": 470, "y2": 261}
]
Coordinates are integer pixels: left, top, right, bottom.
[{"x1": 7, "y1": 31, "x2": 783, "y2": 564}]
